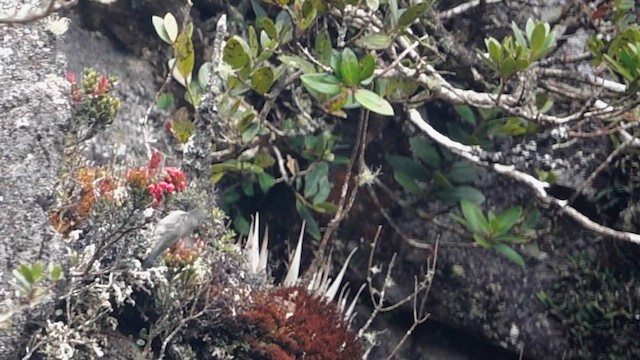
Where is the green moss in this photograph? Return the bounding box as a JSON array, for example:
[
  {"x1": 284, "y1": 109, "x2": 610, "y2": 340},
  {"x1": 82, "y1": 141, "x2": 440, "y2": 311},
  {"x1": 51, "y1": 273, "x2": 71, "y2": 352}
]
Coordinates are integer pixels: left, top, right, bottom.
[{"x1": 540, "y1": 251, "x2": 640, "y2": 359}]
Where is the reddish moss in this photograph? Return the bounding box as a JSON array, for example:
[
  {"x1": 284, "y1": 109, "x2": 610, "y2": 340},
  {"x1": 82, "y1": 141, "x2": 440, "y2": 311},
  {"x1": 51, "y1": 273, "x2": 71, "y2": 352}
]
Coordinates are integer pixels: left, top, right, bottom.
[
  {"x1": 50, "y1": 167, "x2": 107, "y2": 236},
  {"x1": 239, "y1": 286, "x2": 364, "y2": 360}
]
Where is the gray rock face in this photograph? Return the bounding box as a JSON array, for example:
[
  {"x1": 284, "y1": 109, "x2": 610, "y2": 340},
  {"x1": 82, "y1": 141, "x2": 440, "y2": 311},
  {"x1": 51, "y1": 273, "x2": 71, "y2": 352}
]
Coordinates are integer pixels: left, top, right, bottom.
[
  {"x1": 61, "y1": 15, "x2": 163, "y2": 166},
  {"x1": 0, "y1": 2, "x2": 70, "y2": 357}
]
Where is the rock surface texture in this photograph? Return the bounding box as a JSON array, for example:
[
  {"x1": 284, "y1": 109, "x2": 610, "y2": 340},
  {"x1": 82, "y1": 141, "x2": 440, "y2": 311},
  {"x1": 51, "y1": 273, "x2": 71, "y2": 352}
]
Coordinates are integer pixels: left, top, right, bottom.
[{"x1": 0, "y1": 1, "x2": 69, "y2": 357}]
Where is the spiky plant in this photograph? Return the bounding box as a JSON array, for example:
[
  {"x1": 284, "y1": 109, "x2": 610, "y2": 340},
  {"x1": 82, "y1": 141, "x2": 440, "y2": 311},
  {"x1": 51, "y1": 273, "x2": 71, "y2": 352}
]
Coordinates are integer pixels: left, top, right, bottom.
[{"x1": 239, "y1": 214, "x2": 366, "y2": 359}]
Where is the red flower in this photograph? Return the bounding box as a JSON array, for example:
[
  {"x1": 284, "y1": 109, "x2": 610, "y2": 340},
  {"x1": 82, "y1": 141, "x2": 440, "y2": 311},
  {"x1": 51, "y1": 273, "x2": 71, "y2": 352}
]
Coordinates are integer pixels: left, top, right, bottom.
[
  {"x1": 148, "y1": 151, "x2": 164, "y2": 178},
  {"x1": 164, "y1": 167, "x2": 187, "y2": 191},
  {"x1": 66, "y1": 72, "x2": 76, "y2": 85},
  {"x1": 148, "y1": 183, "x2": 164, "y2": 202},
  {"x1": 93, "y1": 75, "x2": 110, "y2": 96}
]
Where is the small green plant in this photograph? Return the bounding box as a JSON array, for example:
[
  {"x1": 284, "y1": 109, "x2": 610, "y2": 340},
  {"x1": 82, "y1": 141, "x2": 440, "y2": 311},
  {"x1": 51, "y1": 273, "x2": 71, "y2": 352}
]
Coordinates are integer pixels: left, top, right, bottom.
[
  {"x1": 588, "y1": 1, "x2": 639, "y2": 90},
  {"x1": 453, "y1": 101, "x2": 545, "y2": 141},
  {"x1": 481, "y1": 19, "x2": 556, "y2": 81},
  {"x1": 66, "y1": 68, "x2": 121, "y2": 143},
  {"x1": 354, "y1": 0, "x2": 435, "y2": 50},
  {"x1": 453, "y1": 200, "x2": 538, "y2": 267},
  {"x1": 212, "y1": 130, "x2": 343, "y2": 239},
  {"x1": 301, "y1": 47, "x2": 394, "y2": 116},
  {"x1": 386, "y1": 136, "x2": 485, "y2": 204},
  {"x1": 537, "y1": 252, "x2": 640, "y2": 359},
  {"x1": 12, "y1": 262, "x2": 64, "y2": 304},
  {"x1": 152, "y1": 12, "x2": 211, "y2": 107}
]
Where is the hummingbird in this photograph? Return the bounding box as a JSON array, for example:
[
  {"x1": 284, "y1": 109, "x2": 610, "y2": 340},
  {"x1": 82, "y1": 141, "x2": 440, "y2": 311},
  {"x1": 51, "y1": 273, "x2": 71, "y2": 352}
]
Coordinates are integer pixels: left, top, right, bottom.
[{"x1": 142, "y1": 208, "x2": 206, "y2": 268}]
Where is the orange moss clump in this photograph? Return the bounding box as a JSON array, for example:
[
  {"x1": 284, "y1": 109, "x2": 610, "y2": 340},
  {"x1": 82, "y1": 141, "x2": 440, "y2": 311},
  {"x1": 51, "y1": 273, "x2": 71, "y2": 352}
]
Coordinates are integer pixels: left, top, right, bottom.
[
  {"x1": 50, "y1": 167, "x2": 114, "y2": 236},
  {"x1": 239, "y1": 286, "x2": 364, "y2": 360}
]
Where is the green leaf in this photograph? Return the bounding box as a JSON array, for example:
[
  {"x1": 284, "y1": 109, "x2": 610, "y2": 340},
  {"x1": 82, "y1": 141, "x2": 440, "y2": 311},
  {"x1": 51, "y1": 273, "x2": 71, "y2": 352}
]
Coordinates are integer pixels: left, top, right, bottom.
[
  {"x1": 49, "y1": 264, "x2": 63, "y2": 282},
  {"x1": 525, "y1": 19, "x2": 534, "y2": 40},
  {"x1": 492, "y1": 243, "x2": 525, "y2": 267},
  {"x1": 223, "y1": 36, "x2": 252, "y2": 70},
  {"x1": 251, "y1": 0, "x2": 268, "y2": 20},
  {"x1": 388, "y1": 0, "x2": 399, "y2": 29},
  {"x1": 301, "y1": 73, "x2": 342, "y2": 95},
  {"x1": 242, "y1": 121, "x2": 261, "y2": 143},
  {"x1": 248, "y1": 26, "x2": 259, "y2": 58},
  {"x1": 257, "y1": 172, "x2": 276, "y2": 193},
  {"x1": 32, "y1": 262, "x2": 45, "y2": 283},
  {"x1": 234, "y1": 212, "x2": 251, "y2": 235},
  {"x1": 394, "y1": 171, "x2": 421, "y2": 194},
  {"x1": 163, "y1": 13, "x2": 179, "y2": 43},
  {"x1": 495, "y1": 206, "x2": 523, "y2": 234},
  {"x1": 13, "y1": 268, "x2": 31, "y2": 291},
  {"x1": 19, "y1": 264, "x2": 35, "y2": 284},
  {"x1": 296, "y1": 199, "x2": 321, "y2": 240},
  {"x1": 409, "y1": 137, "x2": 441, "y2": 168},
  {"x1": 312, "y1": 176, "x2": 332, "y2": 204},
  {"x1": 185, "y1": 80, "x2": 202, "y2": 107},
  {"x1": 433, "y1": 170, "x2": 453, "y2": 190},
  {"x1": 515, "y1": 58, "x2": 530, "y2": 71},
  {"x1": 450, "y1": 186, "x2": 485, "y2": 204},
  {"x1": 330, "y1": 49, "x2": 341, "y2": 74},
  {"x1": 175, "y1": 31, "x2": 195, "y2": 81},
  {"x1": 355, "y1": 33, "x2": 394, "y2": 50},
  {"x1": 278, "y1": 55, "x2": 316, "y2": 74},
  {"x1": 454, "y1": 105, "x2": 476, "y2": 125},
  {"x1": 242, "y1": 181, "x2": 255, "y2": 196},
  {"x1": 298, "y1": 3, "x2": 318, "y2": 30},
  {"x1": 499, "y1": 57, "x2": 517, "y2": 79},
  {"x1": 473, "y1": 233, "x2": 491, "y2": 248},
  {"x1": 198, "y1": 62, "x2": 211, "y2": 88},
  {"x1": 152, "y1": 15, "x2": 172, "y2": 44},
  {"x1": 275, "y1": 10, "x2": 294, "y2": 43},
  {"x1": 359, "y1": 53, "x2": 376, "y2": 82},
  {"x1": 485, "y1": 37, "x2": 502, "y2": 63},
  {"x1": 354, "y1": 88, "x2": 394, "y2": 116},
  {"x1": 521, "y1": 207, "x2": 540, "y2": 230},
  {"x1": 604, "y1": 54, "x2": 635, "y2": 82},
  {"x1": 257, "y1": 17, "x2": 278, "y2": 40},
  {"x1": 460, "y1": 200, "x2": 489, "y2": 234},
  {"x1": 251, "y1": 66, "x2": 274, "y2": 95},
  {"x1": 304, "y1": 162, "x2": 328, "y2": 198},
  {"x1": 311, "y1": 201, "x2": 338, "y2": 214},
  {"x1": 340, "y1": 48, "x2": 360, "y2": 86},
  {"x1": 495, "y1": 235, "x2": 528, "y2": 244},
  {"x1": 530, "y1": 23, "x2": 546, "y2": 53},
  {"x1": 157, "y1": 93, "x2": 174, "y2": 110},
  {"x1": 386, "y1": 155, "x2": 430, "y2": 181},
  {"x1": 512, "y1": 21, "x2": 527, "y2": 49},
  {"x1": 447, "y1": 161, "x2": 478, "y2": 184},
  {"x1": 315, "y1": 29, "x2": 333, "y2": 66},
  {"x1": 224, "y1": 186, "x2": 242, "y2": 203},
  {"x1": 397, "y1": 1, "x2": 431, "y2": 30}
]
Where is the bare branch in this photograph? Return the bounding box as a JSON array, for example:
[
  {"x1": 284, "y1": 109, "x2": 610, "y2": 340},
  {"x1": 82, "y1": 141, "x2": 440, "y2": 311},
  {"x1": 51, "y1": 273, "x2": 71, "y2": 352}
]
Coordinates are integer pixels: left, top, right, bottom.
[
  {"x1": 439, "y1": 0, "x2": 502, "y2": 20},
  {"x1": 407, "y1": 108, "x2": 640, "y2": 245}
]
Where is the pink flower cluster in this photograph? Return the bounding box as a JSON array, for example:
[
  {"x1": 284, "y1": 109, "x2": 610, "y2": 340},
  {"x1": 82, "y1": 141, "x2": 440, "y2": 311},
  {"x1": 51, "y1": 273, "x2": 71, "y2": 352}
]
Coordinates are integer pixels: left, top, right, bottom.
[
  {"x1": 148, "y1": 181, "x2": 176, "y2": 202},
  {"x1": 66, "y1": 72, "x2": 81, "y2": 103},
  {"x1": 148, "y1": 167, "x2": 187, "y2": 203},
  {"x1": 125, "y1": 151, "x2": 188, "y2": 206},
  {"x1": 165, "y1": 167, "x2": 187, "y2": 191},
  {"x1": 93, "y1": 75, "x2": 110, "y2": 96}
]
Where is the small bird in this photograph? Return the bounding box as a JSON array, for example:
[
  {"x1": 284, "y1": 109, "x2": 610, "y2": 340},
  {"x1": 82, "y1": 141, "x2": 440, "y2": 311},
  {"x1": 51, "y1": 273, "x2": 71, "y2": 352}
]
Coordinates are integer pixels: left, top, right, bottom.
[{"x1": 142, "y1": 208, "x2": 206, "y2": 268}]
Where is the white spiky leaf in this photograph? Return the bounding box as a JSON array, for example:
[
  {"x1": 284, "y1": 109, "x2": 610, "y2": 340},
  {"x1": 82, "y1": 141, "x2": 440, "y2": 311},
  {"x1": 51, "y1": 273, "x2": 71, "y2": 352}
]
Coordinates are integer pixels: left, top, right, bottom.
[
  {"x1": 245, "y1": 213, "x2": 260, "y2": 273},
  {"x1": 324, "y1": 247, "x2": 357, "y2": 302},
  {"x1": 283, "y1": 221, "x2": 305, "y2": 286},
  {"x1": 345, "y1": 284, "x2": 366, "y2": 321},
  {"x1": 258, "y1": 224, "x2": 269, "y2": 273}
]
